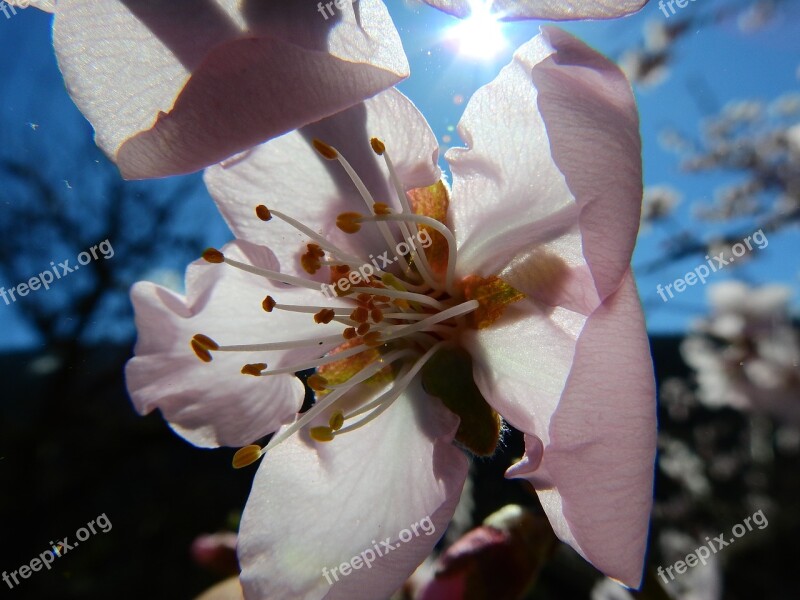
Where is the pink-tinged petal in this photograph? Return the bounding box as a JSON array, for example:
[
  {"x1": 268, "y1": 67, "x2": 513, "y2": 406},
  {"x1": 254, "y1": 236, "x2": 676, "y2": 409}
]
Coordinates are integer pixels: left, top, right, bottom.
[
  {"x1": 53, "y1": 0, "x2": 408, "y2": 179},
  {"x1": 531, "y1": 27, "x2": 642, "y2": 301},
  {"x1": 507, "y1": 270, "x2": 656, "y2": 588},
  {"x1": 238, "y1": 381, "x2": 468, "y2": 600},
  {"x1": 421, "y1": 0, "x2": 648, "y2": 21},
  {"x1": 448, "y1": 28, "x2": 642, "y2": 301},
  {"x1": 462, "y1": 297, "x2": 587, "y2": 440},
  {"x1": 204, "y1": 88, "x2": 440, "y2": 278},
  {"x1": 8, "y1": 0, "x2": 55, "y2": 11},
  {"x1": 125, "y1": 240, "x2": 349, "y2": 448}
]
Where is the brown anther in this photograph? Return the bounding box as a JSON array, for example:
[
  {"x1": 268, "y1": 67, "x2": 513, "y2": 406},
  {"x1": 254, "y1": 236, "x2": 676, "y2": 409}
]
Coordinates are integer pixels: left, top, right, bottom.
[
  {"x1": 202, "y1": 248, "x2": 224, "y2": 264},
  {"x1": 191, "y1": 339, "x2": 212, "y2": 363},
  {"x1": 193, "y1": 334, "x2": 220, "y2": 350},
  {"x1": 312, "y1": 139, "x2": 338, "y2": 160},
  {"x1": 370, "y1": 308, "x2": 384, "y2": 323},
  {"x1": 309, "y1": 426, "x2": 335, "y2": 442},
  {"x1": 307, "y1": 374, "x2": 329, "y2": 391},
  {"x1": 373, "y1": 202, "x2": 391, "y2": 216},
  {"x1": 374, "y1": 295, "x2": 391, "y2": 303},
  {"x1": 357, "y1": 293, "x2": 372, "y2": 303},
  {"x1": 301, "y1": 253, "x2": 321, "y2": 275},
  {"x1": 342, "y1": 327, "x2": 357, "y2": 340},
  {"x1": 370, "y1": 137, "x2": 386, "y2": 155},
  {"x1": 262, "y1": 295, "x2": 277, "y2": 312},
  {"x1": 350, "y1": 307, "x2": 369, "y2": 323},
  {"x1": 255, "y1": 205, "x2": 272, "y2": 221},
  {"x1": 314, "y1": 309, "x2": 336, "y2": 324},
  {"x1": 356, "y1": 323, "x2": 371, "y2": 336},
  {"x1": 336, "y1": 212, "x2": 363, "y2": 234},
  {"x1": 307, "y1": 243, "x2": 325, "y2": 258},
  {"x1": 363, "y1": 331, "x2": 383, "y2": 347},
  {"x1": 232, "y1": 445, "x2": 264, "y2": 469},
  {"x1": 241, "y1": 363, "x2": 267, "y2": 376}
]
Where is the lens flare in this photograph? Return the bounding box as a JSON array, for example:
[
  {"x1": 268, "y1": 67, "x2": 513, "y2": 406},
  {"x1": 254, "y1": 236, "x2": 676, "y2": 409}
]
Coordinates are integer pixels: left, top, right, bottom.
[{"x1": 443, "y1": 1, "x2": 508, "y2": 60}]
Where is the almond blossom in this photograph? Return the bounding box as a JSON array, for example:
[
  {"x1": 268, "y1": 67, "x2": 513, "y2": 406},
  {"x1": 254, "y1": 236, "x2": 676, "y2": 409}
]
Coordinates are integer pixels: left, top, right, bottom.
[
  {"x1": 126, "y1": 27, "x2": 656, "y2": 598},
  {"x1": 40, "y1": 0, "x2": 408, "y2": 179}
]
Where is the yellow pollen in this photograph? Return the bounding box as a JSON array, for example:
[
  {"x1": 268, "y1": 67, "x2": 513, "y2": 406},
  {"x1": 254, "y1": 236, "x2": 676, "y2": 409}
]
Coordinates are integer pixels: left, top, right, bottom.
[
  {"x1": 336, "y1": 212, "x2": 363, "y2": 234},
  {"x1": 310, "y1": 426, "x2": 335, "y2": 442},
  {"x1": 329, "y1": 411, "x2": 344, "y2": 431},
  {"x1": 262, "y1": 295, "x2": 277, "y2": 312},
  {"x1": 312, "y1": 139, "x2": 338, "y2": 160},
  {"x1": 370, "y1": 137, "x2": 386, "y2": 155},
  {"x1": 307, "y1": 374, "x2": 329, "y2": 391},
  {"x1": 255, "y1": 205, "x2": 272, "y2": 221},
  {"x1": 232, "y1": 445, "x2": 263, "y2": 469},
  {"x1": 202, "y1": 248, "x2": 224, "y2": 264},
  {"x1": 241, "y1": 363, "x2": 267, "y2": 376}
]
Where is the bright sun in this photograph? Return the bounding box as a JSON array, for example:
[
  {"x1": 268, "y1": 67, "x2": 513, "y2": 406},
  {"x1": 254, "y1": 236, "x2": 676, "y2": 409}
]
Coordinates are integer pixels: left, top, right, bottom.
[{"x1": 443, "y1": 0, "x2": 508, "y2": 60}]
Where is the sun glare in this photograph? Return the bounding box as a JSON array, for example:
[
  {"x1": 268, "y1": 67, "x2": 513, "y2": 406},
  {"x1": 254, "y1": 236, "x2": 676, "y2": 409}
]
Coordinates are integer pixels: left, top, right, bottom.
[{"x1": 443, "y1": 0, "x2": 508, "y2": 60}]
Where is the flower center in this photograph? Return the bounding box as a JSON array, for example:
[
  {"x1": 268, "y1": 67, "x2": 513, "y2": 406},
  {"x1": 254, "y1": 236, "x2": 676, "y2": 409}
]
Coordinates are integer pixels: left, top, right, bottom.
[{"x1": 191, "y1": 138, "x2": 523, "y2": 466}]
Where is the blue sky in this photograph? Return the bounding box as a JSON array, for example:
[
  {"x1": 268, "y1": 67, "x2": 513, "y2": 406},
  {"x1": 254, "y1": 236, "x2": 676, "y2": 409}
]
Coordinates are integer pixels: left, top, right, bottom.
[{"x1": 0, "y1": 0, "x2": 798, "y2": 349}]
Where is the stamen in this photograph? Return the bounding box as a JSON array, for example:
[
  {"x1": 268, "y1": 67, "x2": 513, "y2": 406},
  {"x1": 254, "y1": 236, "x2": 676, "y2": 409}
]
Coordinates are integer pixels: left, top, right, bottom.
[
  {"x1": 191, "y1": 334, "x2": 219, "y2": 363},
  {"x1": 323, "y1": 141, "x2": 412, "y2": 273},
  {"x1": 216, "y1": 333, "x2": 346, "y2": 353},
  {"x1": 193, "y1": 334, "x2": 219, "y2": 350},
  {"x1": 263, "y1": 349, "x2": 415, "y2": 451},
  {"x1": 370, "y1": 137, "x2": 386, "y2": 155},
  {"x1": 356, "y1": 323, "x2": 371, "y2": 336},
  {"x1": 336, "y1": 212, "x2": 363, "y2": 234},
  {"x1": 335, "y1": 342, "x2": 448, "y2": 434},
  {"x1": 232, "y1": 445, "x2": 264, "y2": 469},
  {"x1": 312, "y1": 138, "x2": 338, "y2": 160},
  {"x1": 314, "y1": 309, "x2": 337, "y2": 324},
  {"x1": 309, "y1": 426, "x2": 334, "y2": 442},
  {"x1": 343, "y1": 327, "x2": 357, "y2": 340},
  {"x1": 191, "y1": 339, "x2": 213, "y2": 363},
  {"x1": 362, "y1": 213, "x2": 458, "y2": 295},
  {"x1": 255, "y1": 205, "x2": 272, "y2": 221},
  {"x1": 263, "y1": 207, "x2": 368, "y2": 266},
  {"x1": 221, "y1": 255, "x2": 321, "y2": 291},
  {"x1": 307, "y1": 244, "x2": 325, "y2": 258},
  {"x1": 373, "y1": 202, "x2": 391, "y2": 216},
  {"x1": 378, "y1": 300, "x2": 479, "y2": 344},
  {"x1": 350, "y1": 307, "x2": 369, "y2": 323},
  {"x1": 259, "y1": 343, "x2": 386, "y2": 377},
  {"x1": 202, "y1": 248, "x2": 225, "y2": 264},
  {"x1": 329, "y1": 411, "x2": 344, "y2": 431},
  {"x1": 262, "y1": 296, "x2": 276, "y2": 312},
  {"x1": 241, "y1": 363, "x2": 267, "y2": 376},
  {"x1": 349, "y1": 286, "x2": 446, "y2": 311},
  {"x1": 374, "y1": 142, "x2": 440, "y2": 290}
]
